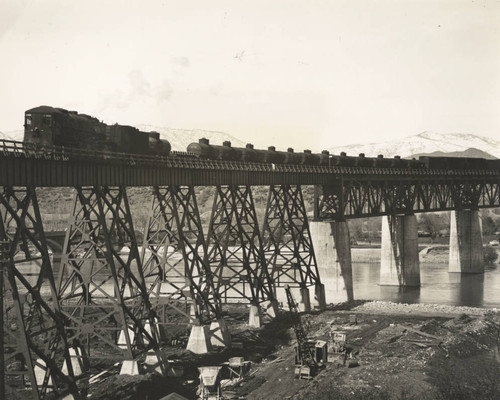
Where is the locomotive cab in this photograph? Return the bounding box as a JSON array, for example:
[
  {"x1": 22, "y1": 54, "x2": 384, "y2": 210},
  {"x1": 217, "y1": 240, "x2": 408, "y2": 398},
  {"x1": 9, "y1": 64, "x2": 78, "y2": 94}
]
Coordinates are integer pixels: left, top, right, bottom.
[{"x1": 24, "y1": 109, "x2": 60, "y2": 147}]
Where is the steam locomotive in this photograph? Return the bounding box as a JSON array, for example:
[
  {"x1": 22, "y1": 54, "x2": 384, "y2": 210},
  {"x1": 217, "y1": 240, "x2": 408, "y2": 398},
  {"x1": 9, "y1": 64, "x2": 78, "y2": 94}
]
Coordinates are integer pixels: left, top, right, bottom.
[{"x1": 23, "y1": 106, "x2": 500, "y2": 171}]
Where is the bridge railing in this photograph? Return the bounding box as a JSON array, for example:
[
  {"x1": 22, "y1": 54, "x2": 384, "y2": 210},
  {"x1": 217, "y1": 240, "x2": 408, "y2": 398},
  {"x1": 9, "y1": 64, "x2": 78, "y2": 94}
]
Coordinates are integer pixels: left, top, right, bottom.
[{"x1": 1, "y1": 139, "x2": 499, "y2": 177}]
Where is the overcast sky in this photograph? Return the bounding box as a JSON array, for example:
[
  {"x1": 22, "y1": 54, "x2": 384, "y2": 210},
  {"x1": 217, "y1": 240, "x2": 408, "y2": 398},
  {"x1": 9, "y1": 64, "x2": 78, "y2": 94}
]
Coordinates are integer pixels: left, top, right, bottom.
[{"x1": 1, "y1": 0, "x2": 499, "y2": 151}]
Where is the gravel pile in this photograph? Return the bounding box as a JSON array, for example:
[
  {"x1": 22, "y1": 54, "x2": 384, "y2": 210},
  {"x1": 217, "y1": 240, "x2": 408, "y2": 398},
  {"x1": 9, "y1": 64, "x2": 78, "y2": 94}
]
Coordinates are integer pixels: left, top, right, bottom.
[{"x1": 352, "y1": 300, "x2": 495, "y2": 316}]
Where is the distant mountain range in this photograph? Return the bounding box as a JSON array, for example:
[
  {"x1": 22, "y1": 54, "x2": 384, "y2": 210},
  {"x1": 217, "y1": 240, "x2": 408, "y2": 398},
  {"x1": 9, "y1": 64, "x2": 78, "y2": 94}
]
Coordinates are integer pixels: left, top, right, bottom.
[
  {"x1": 328, "y1": 131, "x2": 500, "y2": 159},
  {"x1": 1, "y1": 128, "x2": 498, "y2": 159}
]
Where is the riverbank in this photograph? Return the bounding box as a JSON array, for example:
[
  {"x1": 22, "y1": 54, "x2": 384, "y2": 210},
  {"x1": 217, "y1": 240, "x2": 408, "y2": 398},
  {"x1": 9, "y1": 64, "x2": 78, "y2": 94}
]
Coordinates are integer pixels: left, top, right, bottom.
[
  {"x1": 242, "y1": 301, "x2": 500, "y2": 400},
  {"x1": 87, "y1": 301, "x2": 500, "y2": 400}
]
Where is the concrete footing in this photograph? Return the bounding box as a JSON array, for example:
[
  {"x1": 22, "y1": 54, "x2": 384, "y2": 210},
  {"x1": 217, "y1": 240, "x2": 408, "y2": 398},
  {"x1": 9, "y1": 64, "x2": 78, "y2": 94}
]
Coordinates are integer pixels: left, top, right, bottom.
[
  {"x1": 380, "y1": 215, "x2": 420, "y2": 286},
  {"x1": 209, "y1": 318, "x2": 232, "y2": 347},
  {"x1": 264, "y1": 299, "x2": 280, "y2": 318},
  {"x1": 144, "y1": 351, "x2": 164, "y2": 374},
  {"x1": 186, "y1": 324, "x2": 212, "y2": 354},
  {"x1": 62, "y1": 346, "x2": 88, "y2": 377},
  {"x1": 315, "y1": 283, "x2": 327, "y2": 310},
  {"x1": 120, "y1": 360, "x2": 140, "y2": 375},
  {"x1": 298, "y1": 287, "x2": 311, "y2": 312},
  {"x1": 449, "y1": 210, "x2": 484, "y2": 273},
  {"x1": 117, "y1": 327, "x2": 135, "y2": 350},
  {"x1": 34, "y1": 359, "x2": 53, "y2": 391},
  {"x1": 248, "y1": 304, "x2": 263, "y2": 328}
]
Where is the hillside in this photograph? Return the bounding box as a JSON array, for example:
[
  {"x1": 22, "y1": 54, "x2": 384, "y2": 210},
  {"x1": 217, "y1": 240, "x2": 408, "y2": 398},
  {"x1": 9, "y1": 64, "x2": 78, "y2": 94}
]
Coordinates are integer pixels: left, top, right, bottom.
[
  {"x1": 410, "y1": 147, "x2": 497, "y2": 159},
  {"x1": 328, "y1": 131, "x2": 500, "y2": 159}
]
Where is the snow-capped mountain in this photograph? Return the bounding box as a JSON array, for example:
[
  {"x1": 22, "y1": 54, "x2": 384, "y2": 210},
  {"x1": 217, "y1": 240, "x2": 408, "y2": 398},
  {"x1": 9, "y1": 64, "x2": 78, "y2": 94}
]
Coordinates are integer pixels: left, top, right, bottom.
[
  {"x1": 0, "y1": 130, "x2": 23, "y2": 141},
  {"x1": 328, "y1": 131, "x2": 500, "y2": 159},
  {"x1": 136, "y1": 125, "x2": 246, "y2": 151}
]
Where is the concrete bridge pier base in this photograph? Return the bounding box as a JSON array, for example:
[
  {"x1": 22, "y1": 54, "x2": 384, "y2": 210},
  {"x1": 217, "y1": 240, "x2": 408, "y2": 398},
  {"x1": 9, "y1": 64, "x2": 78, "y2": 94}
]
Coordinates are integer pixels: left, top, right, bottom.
[
  {"x1": 209, "y1": 318, "x2": 232, "y2": 348},
  {"x1": 298, "y1": 287, "x2": 312, "y2": 312},
  {"x1": 62, "y1": 346, "x2": 88, "y2": 377},
  {"x1": 249, "y1": 304, "x2": 263, "y2": 328},
  {"x1": 449, "y1": 210, "x2": 484, "y2": 273},
  {"x1": 186, "y1": 324, "x2": 212, "y2": 354},
  {"x1": 263, "y1": 299, "x2": 280, "y2": 318},
  {"x1": 309, "y1": 220, "x2": 353, "y2": 303},
  {"x1": 315, "y1": 283, "x2": 327, "y2": 310},
  {"x1": 380, "y1": 215, "x2": 420, "y2": 286},
  {"x1": 120, "y1": 360, "x2": 140, "y2": 375}
]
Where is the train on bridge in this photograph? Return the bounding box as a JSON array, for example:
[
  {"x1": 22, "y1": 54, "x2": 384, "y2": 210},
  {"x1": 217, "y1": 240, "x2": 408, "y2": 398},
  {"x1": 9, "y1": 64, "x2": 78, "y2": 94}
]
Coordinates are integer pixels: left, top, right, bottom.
[{"x1": 23, "y1": 105, "x2": 500, "y2": 171}]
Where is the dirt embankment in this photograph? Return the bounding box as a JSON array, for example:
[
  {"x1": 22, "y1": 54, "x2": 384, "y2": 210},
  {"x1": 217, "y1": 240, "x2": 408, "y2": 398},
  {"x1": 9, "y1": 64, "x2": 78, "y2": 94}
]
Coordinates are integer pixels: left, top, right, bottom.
[
  {"x1": 85, "y1": 302, "x2": 500, "y2": 400},
  {"x1": 235, "y1": 302, "x2": 500, "y2": 400}
]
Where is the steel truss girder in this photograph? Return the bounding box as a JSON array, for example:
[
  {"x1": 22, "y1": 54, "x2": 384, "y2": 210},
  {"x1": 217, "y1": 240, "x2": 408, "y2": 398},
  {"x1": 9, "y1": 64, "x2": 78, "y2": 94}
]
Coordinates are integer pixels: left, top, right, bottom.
[
  {"x1": 316, "y1": 178, "x2": 500, "y2": 219},
  {"x1": 141, "y1": 186, "x2": 221, "y2": 329},
  {"x1": 262, "y1": 185, "x2": 321, "y2": 288},
  {"x1": 57, "y1": 186, "x2": 162, "y2": 363},
  {"x1": 0, "y1": 187, "x2": 80, "y2": 400},
  {"x1": 206, "y1": 185, "x2": 275, "y2": 305}
]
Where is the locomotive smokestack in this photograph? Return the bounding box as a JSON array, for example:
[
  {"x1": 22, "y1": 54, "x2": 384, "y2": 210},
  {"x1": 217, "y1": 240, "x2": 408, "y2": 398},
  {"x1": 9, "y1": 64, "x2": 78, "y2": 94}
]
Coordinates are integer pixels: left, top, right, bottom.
[
  {"x1": 268, "y1": 146, "x2": 276, "y2": 151},
  {"x1": 287, "y1": 148, "x2": 294, "y2": 153},
  {"x1": 304, "y1": 149, "x2": 312, "y2": 154},
  {"x1": 322, "y1": 150, "x2": 330, "y2": 155},
  {"x1": 341, "y1": 152, "x2": 347, "y2": 157},
  {"x1": 246, "y1": 143, "x2": 254, "y2": 149},
  {"x1": 378, "y1": 154, "x2": 384, "y2": 159},
  {"x1": 199, "y1": 138, "x2": 209, "y2": 145},
  {"x1": 359, "y1": 153, "x2": 365, "y2": 158},
  {"x1": 223, "y1": 141, "x2": 232, "y2": 147}
]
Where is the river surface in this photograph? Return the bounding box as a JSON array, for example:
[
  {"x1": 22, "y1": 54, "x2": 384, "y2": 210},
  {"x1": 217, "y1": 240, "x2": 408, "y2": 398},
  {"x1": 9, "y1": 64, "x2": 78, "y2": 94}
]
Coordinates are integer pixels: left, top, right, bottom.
[
  {"x1": 13, "y1": 247, "x2": 500, "y2": 309},
  {"x1": 316, "y1": 245, "x2": 500, "y2": 309},
  {"x1": 346, "y1": 262, "x2": 500, "y2": 308}
]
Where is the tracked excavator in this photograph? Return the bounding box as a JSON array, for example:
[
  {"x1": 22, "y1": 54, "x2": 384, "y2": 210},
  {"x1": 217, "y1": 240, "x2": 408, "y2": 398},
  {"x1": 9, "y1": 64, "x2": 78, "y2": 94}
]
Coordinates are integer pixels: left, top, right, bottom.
[{"x1": 284, "y1": 285, "x2": 322, "y2": 379}]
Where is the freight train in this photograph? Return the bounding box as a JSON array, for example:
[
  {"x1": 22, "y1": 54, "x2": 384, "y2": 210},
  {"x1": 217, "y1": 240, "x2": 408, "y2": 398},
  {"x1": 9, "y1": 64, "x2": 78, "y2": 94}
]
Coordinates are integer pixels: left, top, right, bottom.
[{"x1": 23, "y1": 106, "x2": 500, "y2": 171}]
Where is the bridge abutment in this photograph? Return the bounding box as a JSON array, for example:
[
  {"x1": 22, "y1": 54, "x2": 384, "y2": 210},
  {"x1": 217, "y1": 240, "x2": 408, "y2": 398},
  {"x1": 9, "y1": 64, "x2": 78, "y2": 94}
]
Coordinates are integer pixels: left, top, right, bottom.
[
  {"x1": 309, "y1": 220, "x2": 353, "y2": 302},
  {"x1": 380, "y1": 215, "x2": 420, "y2": 286},
  {"x1": 449, "y1": 210, "x2": 484, "y2": 273}
]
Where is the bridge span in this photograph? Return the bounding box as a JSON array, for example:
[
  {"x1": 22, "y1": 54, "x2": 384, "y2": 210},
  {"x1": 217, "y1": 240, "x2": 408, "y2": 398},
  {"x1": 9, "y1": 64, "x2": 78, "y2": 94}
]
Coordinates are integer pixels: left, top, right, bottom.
[{"x1": 1, "y1": 139, "x2": 500, "y2": 399}]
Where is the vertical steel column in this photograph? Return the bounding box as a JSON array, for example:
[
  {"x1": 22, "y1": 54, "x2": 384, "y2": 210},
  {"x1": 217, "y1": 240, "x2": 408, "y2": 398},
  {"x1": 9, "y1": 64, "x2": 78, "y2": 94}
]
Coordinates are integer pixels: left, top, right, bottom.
[
  {"x1": 0, "y1": 187, "x2": 79, "y2": 400},
  {"x1": 262, "y1": 185, "x2": 321, "y2": 289},
  {"x1": 57, "y1": 186, "x2": 162, "y2": 366},
  {"x1": 206, "y1": 185, "x2": 276, "y2": 307},
  {"x1": 141, "y1": 186, "x2": 221, "y2": 334}
]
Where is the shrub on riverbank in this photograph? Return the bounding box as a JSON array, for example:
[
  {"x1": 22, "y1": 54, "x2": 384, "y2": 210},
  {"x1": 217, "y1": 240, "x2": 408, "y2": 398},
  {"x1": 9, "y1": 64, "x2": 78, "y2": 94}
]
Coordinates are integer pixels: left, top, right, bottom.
[{"x1": 484, "y1": 245, "x2": 499, "y2": 265}]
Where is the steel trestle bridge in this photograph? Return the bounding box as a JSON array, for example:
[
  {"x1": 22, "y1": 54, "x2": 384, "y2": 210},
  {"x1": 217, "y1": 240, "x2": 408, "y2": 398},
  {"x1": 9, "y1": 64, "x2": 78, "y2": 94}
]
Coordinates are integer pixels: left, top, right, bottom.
[{"x1": 1, "y1": 138, "x2": 500, "y2": 399}]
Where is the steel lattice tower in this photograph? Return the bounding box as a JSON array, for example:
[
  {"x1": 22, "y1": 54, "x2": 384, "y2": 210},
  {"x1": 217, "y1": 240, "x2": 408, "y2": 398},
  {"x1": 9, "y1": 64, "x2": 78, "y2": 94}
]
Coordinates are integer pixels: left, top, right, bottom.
[
  {"x1": 57, "y1": 186, "x2": 163, "y2": 367},
  {"x1": 0, "y1": 187, "x2": 80, "y2": 400}
]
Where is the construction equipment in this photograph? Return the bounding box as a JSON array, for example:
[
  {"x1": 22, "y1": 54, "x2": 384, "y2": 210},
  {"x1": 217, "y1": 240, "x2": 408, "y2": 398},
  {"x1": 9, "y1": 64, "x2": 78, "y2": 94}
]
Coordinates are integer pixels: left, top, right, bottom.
[
  {"x1": 284, "y1": 285, "x2": 320, "y2": 379},
  {"x1": 198, "y1": 366, "x2": 223, "y2": 400}
]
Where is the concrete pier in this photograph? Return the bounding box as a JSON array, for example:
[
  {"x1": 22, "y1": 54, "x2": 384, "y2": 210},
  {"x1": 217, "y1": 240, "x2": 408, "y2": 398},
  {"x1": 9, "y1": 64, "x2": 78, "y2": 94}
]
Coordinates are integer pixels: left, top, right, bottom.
[
  {"x1": 449, "y1": 210, "x2": 484, "y2": 273},
  {"x1": 209, "y1": 318, "x2": 232, "y2": 347},
  {"x1": 248, "y1": 304, "x2": 263, "y2": 328},
  {"x1": 380, "y1": 215, "x2": 420, "y2": 286},
  {"x1": 309, "y1": 221, "x2": 353, "y2": 302},
  {"x1": 62, "y1": 346, "x2": 88, "y2": 377},
  {"x1": 120, "y1": 360, "x2": 140, "y2": 375},
  {"x1": 298, "y1": 287, "x2": 312, "y2": 312},
  {"x1": 186, "y1": 324, "x2": 212, "y2": 354}
]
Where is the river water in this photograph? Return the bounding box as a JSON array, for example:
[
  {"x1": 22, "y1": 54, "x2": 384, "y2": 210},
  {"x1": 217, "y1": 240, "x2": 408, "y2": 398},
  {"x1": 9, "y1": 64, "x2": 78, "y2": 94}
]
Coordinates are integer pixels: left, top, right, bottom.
[
  {"x1": 317, "y1": 247, "x2": 500, "y2": 309},
  {"x1": 13, "y1": 247, "x2": 500, "y2": 309}
]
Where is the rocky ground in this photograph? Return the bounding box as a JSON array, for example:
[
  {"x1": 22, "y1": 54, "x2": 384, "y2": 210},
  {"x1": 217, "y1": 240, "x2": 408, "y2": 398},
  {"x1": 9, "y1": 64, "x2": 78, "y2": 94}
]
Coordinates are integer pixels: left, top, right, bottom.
[{"x1": 83, "y1": 301, "x2": 500, "y2": 400}]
